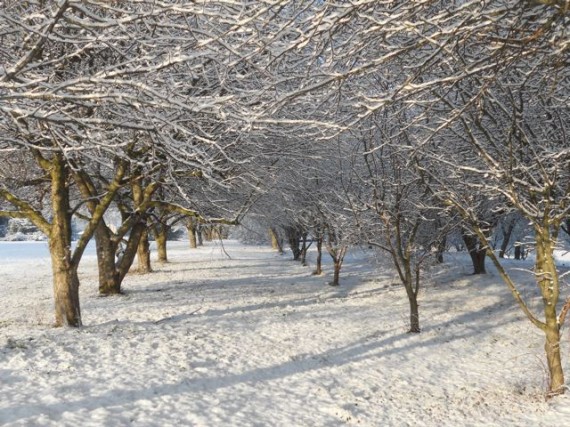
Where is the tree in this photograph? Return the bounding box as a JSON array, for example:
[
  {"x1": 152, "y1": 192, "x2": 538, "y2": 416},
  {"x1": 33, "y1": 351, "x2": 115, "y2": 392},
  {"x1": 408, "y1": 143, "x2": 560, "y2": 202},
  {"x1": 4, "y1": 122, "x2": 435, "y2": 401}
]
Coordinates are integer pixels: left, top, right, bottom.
[
  {"x1": 346, "y1": 115, "x2": 450, "y2": 333},
  {"x1": 0, "y1": 150, "x2": 125, "y2": 325},
  {"x1": 418, "y1": 69, "x2": 569, "y2": 396},
  {"x1": 495, "y1": 213, "x2": 525, "y2": 259},
  {"x1": 255, "y1": 0, "x2": 569, "y2": 396},
  {"x1": 0, "y1": 1, "x2": 276, "y2": 325}
]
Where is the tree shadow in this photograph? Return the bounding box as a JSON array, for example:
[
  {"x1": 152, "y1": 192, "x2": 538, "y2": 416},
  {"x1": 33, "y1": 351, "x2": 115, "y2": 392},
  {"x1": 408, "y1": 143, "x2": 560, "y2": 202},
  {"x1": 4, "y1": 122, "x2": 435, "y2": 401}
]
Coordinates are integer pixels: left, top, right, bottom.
[{"x1": 0, "y1": 296, "x2": 521, "y2": 425}]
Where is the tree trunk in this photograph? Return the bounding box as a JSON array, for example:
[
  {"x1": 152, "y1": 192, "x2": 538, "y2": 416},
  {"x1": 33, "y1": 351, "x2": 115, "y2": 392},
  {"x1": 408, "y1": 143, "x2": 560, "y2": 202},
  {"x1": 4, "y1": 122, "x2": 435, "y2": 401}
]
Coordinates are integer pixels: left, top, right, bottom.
[
  {"x1": 544, "y1": 321, "x2": 564, "y2": 397},
  {"x1": 405, "y1": 266, "x2": 421, "y2": 333},
  {"x1": 462, "y1": 232, "x2": 486, "y2": 274},
  {"x1": 197, "y1": 226, "x2": 204, "y2": 246},
  {"x1": 397, "y1": 255, "x2": 421, "y2": 333},
  {"x1": 535, "y1": 227, "x2": 564, "y2": 397},
  {"x1": 514, "y1": 243, "x2": 523, "y2": 260},
  {"x1": 95, "y1": 218, "x2": 146, "y2": 295},
  {"x1": 471, "y1": 250, "x2": 486, "y2": 274},
  {"x1": 203, "y1": 226, "x2": 214, "y2": 242},
  {"x1": 286, "y1": 227, "x2": 301, "y2": 260},
  {"x1": 300, "y1": 232, "x2": 308, "y2": 266},
  {"x1": 155, "y1": 225, "x2": 168, "y2": 263},
  {"x1": 95, "y1": 223, "x2": 121, "y2": 295},
  {"x1": 326, "y1": 232, "x2": 347, "y2": 286},
  {"x1": 331, "y1": 259, "x2": 341, "y2": 286},
  {"x1": 187, "y1": 223, "x2": 197, "y2": 249},
  {"x1": 50, "y1": 247, "x2": 81, "y2": 327},
  {"x1": 499, "y1": 219, "x2": 516, "y2": 258},
  {"x1": 137, "y1": 228, "x2": 152, "y2": 273},
  {"x1": 313, "y1": 236, "x2": 323, "y2": 275},
  {"x1": 270, "y1": 228, "x2": 279, "y2": 249},
  {"x1": 49, "y1": 154, "x2": 81, "y2": 327},
  {"x1": 407, "y1": 291, "x2": 420, "y2": 333},
  {"x1": 435, "y1": 234, "x2": 446, "y2": 264},
  {"x1": 269, "y1": 227, "x2": 283, "y2": 253}
]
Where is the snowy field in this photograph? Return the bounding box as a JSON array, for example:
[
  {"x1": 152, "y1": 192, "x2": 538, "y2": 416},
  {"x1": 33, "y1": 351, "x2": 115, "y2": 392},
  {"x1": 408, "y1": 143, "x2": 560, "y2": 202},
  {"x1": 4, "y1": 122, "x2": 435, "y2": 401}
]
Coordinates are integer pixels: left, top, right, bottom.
[{"x1": 1, "y1": 240, "x2": 569, "y2": 426}]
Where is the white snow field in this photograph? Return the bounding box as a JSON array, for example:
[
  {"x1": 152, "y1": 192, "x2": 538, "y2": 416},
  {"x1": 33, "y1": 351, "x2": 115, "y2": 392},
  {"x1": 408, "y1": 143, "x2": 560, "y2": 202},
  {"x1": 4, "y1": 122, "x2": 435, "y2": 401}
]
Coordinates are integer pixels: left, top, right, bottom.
[{"x1": 1, "y1": 240, "x2": 569, "y2": 426}]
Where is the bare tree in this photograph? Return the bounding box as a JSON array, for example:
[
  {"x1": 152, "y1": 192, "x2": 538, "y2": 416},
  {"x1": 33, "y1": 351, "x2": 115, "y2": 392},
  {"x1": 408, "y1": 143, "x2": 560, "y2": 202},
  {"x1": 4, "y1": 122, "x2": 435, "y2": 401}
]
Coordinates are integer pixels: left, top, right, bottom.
[
  {"x1": 0, "y1": 1, "x2": 276, "y2": 325},
  {"x1": 418, "y1": 69, "x2": 569, "y2": 395},
  {"x1": 255, "y1": 0, "x2": 569, "y2": 395},
  {"x1": 345, "y1": 117, "x2": 450, "y2": 333}
]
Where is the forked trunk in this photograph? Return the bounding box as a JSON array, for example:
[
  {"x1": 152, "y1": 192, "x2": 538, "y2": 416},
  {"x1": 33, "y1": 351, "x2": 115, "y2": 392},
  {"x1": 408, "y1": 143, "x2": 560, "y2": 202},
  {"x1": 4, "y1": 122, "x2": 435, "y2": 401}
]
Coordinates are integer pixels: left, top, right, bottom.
[
  {"x1": 95, "y1": 219, "x2": 146, "y2": 295},
  {"x1": 326, "y1": 234, "x2": 347, "y2": 286}
]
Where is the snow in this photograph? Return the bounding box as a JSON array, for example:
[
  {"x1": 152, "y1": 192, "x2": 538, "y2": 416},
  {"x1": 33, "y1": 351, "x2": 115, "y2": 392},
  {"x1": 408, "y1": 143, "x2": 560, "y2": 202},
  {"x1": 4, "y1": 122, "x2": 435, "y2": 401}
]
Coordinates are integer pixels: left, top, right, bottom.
[{"x1": 1, "y1": 240, "x2": 569, "y2": 426}]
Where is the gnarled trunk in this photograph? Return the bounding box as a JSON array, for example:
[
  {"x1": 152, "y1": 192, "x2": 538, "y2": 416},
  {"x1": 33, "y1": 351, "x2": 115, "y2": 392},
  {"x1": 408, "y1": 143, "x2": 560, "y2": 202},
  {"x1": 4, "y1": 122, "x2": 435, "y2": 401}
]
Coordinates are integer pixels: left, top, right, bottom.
[
  {"x1": 544, "y1": 321, "x2": 564, "y2": 397},
  {"x1": 95, "y1": 219, "x2": 146, "y2": 295}
]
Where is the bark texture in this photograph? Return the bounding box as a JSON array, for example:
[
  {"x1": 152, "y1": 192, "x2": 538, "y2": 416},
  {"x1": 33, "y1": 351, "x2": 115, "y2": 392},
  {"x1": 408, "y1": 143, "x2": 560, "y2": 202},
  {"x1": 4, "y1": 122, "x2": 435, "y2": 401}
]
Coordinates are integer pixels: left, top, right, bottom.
[
  {"x1": 137, "y1": 228, "x2": 152, "y2": 273},
  {"x1": 49, "y1": 154, "x2": 81, "y2": 326}
]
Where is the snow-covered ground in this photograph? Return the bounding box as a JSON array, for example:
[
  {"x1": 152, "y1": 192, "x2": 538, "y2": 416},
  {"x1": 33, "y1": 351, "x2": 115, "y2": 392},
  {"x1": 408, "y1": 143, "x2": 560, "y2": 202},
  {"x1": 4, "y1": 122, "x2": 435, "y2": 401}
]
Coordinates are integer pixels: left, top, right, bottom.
[{"x1": 1, "y1": 240, "x2": 569, "y2": 426}]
